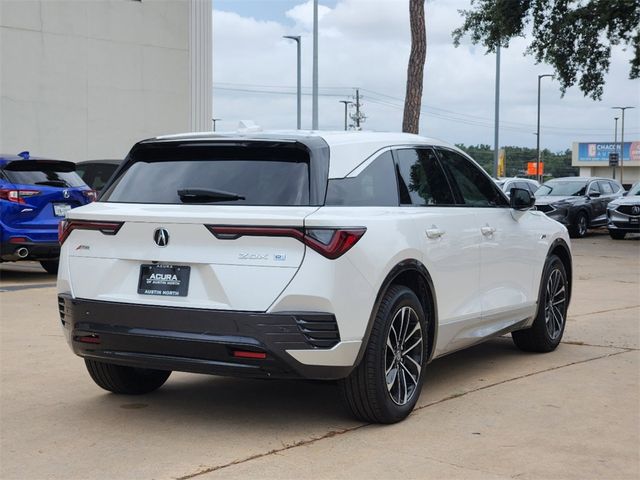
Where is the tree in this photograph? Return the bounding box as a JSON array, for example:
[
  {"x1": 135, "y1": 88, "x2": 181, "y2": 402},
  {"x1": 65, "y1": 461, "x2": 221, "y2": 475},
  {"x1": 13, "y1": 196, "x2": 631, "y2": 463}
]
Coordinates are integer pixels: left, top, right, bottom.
[
  {"x1": 403, "y1": 0, "x2": 427, "y2": 133},
  {"x1": 452, "y1": 0, "x2": 640, "y2": 100}
]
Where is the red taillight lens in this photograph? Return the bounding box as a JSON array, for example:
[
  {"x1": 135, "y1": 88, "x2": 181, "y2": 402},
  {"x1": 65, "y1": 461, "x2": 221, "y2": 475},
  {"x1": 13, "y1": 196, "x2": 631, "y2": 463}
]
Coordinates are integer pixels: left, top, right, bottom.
[
  {"x1": 83, "y1": 190, "x2": 98, "y2": 202},
  {"x1": 0, "y1": 188, "x2": 40, "y2": 204},
  {"x1": 232, "y1": 350, "x2": 267, "y2": 359},
  {"x1": 206, "y1": 225, "x2": 366, "y2": 260},
  {"x1": 58, "y1": 219, "x2": 124, "y2": 245}
]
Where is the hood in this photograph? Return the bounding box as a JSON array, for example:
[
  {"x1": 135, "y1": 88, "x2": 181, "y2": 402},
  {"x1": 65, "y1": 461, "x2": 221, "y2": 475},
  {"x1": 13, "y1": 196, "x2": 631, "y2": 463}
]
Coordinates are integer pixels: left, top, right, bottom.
[
  {"x1": 535, "y1": 195, "x2": 579, "y2": 205},
  {"x1": 608, "y1": 195, "x2": 640, "y2": 207}
]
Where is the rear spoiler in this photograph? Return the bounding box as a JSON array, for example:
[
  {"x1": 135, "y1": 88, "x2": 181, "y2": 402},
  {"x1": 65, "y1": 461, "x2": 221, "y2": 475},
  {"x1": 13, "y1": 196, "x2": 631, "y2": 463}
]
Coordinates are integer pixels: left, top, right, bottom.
[{"x1": 2, "y1": 160, "x2": 76, "y2": 173}]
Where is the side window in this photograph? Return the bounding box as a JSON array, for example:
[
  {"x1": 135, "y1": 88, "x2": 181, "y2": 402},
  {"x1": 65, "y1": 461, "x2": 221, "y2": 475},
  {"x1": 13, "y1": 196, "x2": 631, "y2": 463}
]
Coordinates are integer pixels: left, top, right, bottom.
[
  {"x1": 598, "y1": 181, "x2": 613, "y2": 195},
  {"x1": 588, "y1": 182, "x2": 600, "y2": 194},
  {"x1": 609, "y1": 181, "x2": 621, "y2": 193},
  {"x1": 394, "y1": 148, "x2": 455, "y2": 206},
  {"x1": 325, "y1": 151, "x2": 398, "y2": 206},
  {"x1": 527, "y1": 183, "x2": 538, "y2": 195},
  {"x1": 437, "y1": 149, "x2": 508, "y2": 207}
]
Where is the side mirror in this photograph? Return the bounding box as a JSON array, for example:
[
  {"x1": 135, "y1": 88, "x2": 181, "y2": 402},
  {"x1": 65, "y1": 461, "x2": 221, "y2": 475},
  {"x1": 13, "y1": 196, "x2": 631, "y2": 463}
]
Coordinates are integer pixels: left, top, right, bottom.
[
  {"x1": 589, "y1": 191, "x2": 601, "y2": 198},
  {"x1": 510, "y1": 187, "x2": 535, "y2": 210}
]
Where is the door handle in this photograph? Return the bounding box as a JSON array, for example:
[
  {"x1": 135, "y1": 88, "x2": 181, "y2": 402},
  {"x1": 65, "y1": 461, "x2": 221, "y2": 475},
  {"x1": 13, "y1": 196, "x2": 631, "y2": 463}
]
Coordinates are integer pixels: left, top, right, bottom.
[
  {"x1": 481, "y1": 225, "x2": 496, "y2": 236},
  {"x1": 426, "y1": 228, "x2": 445, "y2": 239}
]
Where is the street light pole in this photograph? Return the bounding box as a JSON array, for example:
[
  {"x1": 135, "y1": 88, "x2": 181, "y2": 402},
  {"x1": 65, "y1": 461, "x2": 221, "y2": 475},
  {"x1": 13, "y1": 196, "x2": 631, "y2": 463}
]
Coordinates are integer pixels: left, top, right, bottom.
[
  {"x1": 612, "y1": 106, "x2": 635, "y2": 187},
  {"x1": 613, "y1": 116, "x2": 619, "y2": 180},
  {"x1": 212, "y1": 118, "x2": 221, "y2": 132},
  {"x1": 536, "y1": 74, "x2": 553, "y2": 183},
  {"x1": 312, "y1": 0, "x2": 319, "y2": 130},
  {"x1": 283, "y1": 35, "x2": 302, "y2": 130},
  {"x1": 493, "y1": 45, "x2": 501, "y2": 178},
  {"x1": 339, "y1": 100, "x2": 352, "y2": 131}
]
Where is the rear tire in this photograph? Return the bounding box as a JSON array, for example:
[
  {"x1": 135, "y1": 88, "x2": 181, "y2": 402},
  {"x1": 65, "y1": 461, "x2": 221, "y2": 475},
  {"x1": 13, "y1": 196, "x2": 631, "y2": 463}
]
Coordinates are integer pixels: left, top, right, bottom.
[
  {"x1": 609, "y1": 231, "x2": 626, "y2": 240},
  {"x1": 340, "y1": 285, "x2": 428, "y2": 424},
  {"x1": 569, "y1": 211, "x2": 588, "y2": 238},
  {"x1": 40, "y1": 260, "x2": 59, "y2": 274},
  {"x1": 512, "y1": 255, "x2": 568, "y2": 353},
  {"x1": 85, "y1": 359, "x2": 171, "y2": 394}
]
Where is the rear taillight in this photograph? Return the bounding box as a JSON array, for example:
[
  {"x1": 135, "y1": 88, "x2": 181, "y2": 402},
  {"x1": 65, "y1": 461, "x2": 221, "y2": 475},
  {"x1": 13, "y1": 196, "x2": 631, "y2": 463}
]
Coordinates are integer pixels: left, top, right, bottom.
[
  {"x1": 58, "y1": 219, "x2": 123, "y2": 245},
  {"x1": 206, "y1": 225, "x2": 366, "y2": 260},
  {"x1": 0, "y1": 188, "x2": 40, "y2": 204},
  {"x1": 83, "y1": 190, "x2": 98, "y2": 202}
]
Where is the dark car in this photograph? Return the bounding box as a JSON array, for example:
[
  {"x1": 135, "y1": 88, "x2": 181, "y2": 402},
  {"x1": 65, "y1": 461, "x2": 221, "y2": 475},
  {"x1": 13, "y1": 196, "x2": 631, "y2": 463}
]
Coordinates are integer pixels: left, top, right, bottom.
[
  {"x1": 607, "y1": 182, "x2": 640, "y2": 239},
  {"x1": 0, "y1": 152, "x2": 96, "y2": 273},
  {"x1": 75, "y1": 159, "x2": 122, "y2": 192},
  {"x1": 535, "y1": 177, "x2": 624, "y2": 238}
]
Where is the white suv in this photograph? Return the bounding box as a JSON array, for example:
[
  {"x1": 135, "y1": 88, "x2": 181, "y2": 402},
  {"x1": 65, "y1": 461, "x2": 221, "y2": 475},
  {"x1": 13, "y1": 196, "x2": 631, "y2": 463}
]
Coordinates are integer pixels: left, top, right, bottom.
[{"x1": 57, "y1": 132, "x2": 572, "y2": 423}]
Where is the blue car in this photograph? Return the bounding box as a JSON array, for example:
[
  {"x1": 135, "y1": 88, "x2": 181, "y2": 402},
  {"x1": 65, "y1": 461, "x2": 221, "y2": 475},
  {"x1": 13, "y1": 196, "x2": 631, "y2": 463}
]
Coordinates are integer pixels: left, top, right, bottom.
[{"x1": 0, "y1": 152, "x2": 96, "y2": 273}]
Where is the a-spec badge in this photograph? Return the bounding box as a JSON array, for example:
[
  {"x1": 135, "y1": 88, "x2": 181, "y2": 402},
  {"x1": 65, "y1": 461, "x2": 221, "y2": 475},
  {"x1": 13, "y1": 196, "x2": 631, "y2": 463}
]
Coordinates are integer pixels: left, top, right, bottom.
[{"x1": 154, "y1": 228, "x2": 169, "y2": 247}]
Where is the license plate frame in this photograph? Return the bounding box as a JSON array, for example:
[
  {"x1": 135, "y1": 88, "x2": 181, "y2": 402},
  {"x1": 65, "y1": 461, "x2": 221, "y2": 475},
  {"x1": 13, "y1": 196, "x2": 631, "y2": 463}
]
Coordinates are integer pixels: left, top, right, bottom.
[
  {"x1": 53, "y1": 203, "x2": 72, "y2": 217},
  {"x1": 138, "y1": 264, "x2": 190, "y2": 297},
  {"x1": 630, "y1": 217, "x2": 639, "y2": 224}
]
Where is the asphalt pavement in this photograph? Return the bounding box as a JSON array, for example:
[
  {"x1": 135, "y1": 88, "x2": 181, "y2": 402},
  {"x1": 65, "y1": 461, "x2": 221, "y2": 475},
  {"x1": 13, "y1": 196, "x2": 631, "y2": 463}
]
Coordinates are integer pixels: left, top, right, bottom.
[{"x1": 0, "y1": 231, "x2": 638, "y2": 480}]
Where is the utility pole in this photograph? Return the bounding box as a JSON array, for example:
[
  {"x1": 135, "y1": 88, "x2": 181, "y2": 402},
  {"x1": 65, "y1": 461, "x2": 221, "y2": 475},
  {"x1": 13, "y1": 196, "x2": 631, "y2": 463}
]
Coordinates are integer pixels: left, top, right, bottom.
[
  {"x1": 612, "y1": 106, "x2": 635, "y2": 187},
  {"x1": 339, "y1": 100, "x2": 352, "y2": 131},
  {"x1": 350, "y1": 89, "x2": 365, "y2": 130},
  {"x1": 283, "y1": 35, "x2": 302, "y2": 129},
  {"x1": 493, "y1": 45, "x2": 501, "y2": 178},
  {"x1": 613, "y1": 116, "x2": 619, "y2": 180},
  {"x1": 212, "y1": 118, "x2": 221, "y2": 132},
  {"x1": 536, "y1": 74, "x2": 553, "y2": 183},
  {"x1": 312, "y1": 0, "x2": 319, "y2": 130}
]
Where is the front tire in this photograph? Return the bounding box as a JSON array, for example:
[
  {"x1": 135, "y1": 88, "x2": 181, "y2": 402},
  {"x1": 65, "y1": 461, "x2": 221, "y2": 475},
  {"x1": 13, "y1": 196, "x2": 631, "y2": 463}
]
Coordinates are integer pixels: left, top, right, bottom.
[
  {"x1": 512, "y1": 255, "x2": 568, "y2": 352},
  {"x1": 340, "y1": 285, "x2": 428, "y2": 424},
  {"x1": 609, "y1": 231, "x2": 626, "y2": 240},
  {"x1": 40, "y1": 260, "x2": 59, "y2": 274},
  {"x1": 569, "y1": 211, "x2": 588, "y2": 238},
  {"x1": 85, "y1": 359, "x2": 171, "y2": 394}
]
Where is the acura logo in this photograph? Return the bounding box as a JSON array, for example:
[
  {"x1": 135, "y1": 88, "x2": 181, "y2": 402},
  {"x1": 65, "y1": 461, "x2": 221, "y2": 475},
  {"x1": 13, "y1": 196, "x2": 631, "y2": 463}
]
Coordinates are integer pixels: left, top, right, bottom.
[
  {"x1": 632, "y1": 206, "x2": 640, "y2": 215},
  {"x1": 63, "y1": 189, "x2": 70, "y2": 199},
  {"x1": 153, "y1": 228, "x2": 169, "y2": 247}
]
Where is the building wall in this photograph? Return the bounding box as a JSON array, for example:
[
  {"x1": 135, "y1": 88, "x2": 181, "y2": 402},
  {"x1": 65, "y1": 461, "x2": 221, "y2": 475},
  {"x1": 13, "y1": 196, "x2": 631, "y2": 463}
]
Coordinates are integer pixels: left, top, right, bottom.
[
  {"x1": 0, "y1": 0, "x2": 200, "y2": 161},
  {"x1": 572, "y1": 142, "x2": 640, "y2": 187}
]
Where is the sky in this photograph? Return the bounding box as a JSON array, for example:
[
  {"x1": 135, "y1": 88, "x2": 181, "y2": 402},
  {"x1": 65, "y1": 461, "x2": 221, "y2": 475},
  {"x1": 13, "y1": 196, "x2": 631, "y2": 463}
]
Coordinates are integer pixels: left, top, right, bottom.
[{"x1": 212, "y1": 0, "x2": 640, "y2": 152}]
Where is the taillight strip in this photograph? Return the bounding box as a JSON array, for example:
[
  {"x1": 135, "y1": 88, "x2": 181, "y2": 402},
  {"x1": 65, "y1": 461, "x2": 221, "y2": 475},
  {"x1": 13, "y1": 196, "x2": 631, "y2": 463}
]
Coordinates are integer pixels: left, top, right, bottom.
[
  {"x1": 205, "y1": 225, "x2": 366, "y2": 260},
  {"x1": 59, "y1": 220, "x2": 124, "y2": 245}
]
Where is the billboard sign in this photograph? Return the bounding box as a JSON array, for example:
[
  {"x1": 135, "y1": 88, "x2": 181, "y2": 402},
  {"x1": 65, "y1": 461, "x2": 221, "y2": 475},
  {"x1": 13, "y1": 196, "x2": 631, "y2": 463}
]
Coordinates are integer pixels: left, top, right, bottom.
[{"x1": 573, "y1": 141, "x2": 640, "y2": 166}]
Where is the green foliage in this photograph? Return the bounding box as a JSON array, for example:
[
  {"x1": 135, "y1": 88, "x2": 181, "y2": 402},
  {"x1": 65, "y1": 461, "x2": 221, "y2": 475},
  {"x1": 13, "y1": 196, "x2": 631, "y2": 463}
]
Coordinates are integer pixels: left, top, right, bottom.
[
  {"x1": 456, "y1": 143, "x2": 578, "y2": 179},
  {"x1": 452, "y1": 0, "x2": 640, "y2": 99}
]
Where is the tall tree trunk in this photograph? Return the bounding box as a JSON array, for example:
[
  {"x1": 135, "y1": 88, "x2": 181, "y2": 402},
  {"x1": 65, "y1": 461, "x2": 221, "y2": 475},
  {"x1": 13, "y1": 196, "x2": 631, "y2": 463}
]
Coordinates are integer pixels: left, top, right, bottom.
[{"x1": 403, "y1": 0, "x2": 427, "y2": 134}]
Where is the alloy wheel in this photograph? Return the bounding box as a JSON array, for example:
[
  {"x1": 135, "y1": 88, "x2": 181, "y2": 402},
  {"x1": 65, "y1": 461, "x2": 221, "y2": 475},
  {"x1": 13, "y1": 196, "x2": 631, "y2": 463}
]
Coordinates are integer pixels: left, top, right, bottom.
[
  {"x1": 544, "y1": 268, "x2": 566, "y2": 340},
  {"x1": 385, "y1": 306, "x2": 424, "y2": 406},
  {"x1": 578, "y1": 215, "x2": 587, "y2": 236}
]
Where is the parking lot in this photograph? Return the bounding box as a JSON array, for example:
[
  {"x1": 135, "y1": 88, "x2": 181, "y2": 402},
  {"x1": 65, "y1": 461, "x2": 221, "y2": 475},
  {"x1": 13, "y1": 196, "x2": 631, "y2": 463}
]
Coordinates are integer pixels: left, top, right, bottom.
[{"x1": 0, "y1": 231, "x2": 638, "y2": 480}]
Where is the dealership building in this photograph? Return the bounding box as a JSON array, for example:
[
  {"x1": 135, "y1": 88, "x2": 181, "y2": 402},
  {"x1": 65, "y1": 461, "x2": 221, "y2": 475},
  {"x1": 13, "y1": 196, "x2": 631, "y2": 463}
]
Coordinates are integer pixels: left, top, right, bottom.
[
  {"x1": 0, "y1": 0, "x2": 212, "y2": 161},
  {"x1": 572, "y1": 141, "x2": 640, "y2": 188}
]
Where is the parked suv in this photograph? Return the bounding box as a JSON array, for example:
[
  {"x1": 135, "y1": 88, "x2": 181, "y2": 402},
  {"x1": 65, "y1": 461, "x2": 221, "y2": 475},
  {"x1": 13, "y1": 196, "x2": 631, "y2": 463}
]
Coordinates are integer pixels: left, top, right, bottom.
[
  {"x1": 607, "y1": 182, "x2": 640, "y2": 239},
  {"x1": 1, "y1": 153, "x2": 96, "y2": 273},
  {"x1": 534, "y1": 177, "x2": 623, "y2": 238},
  {"x1": 57, "y1": 132, "x2": 572, "y2": 423},
  {"x1": 495, "y1": 177, "x2": 540, "y2": 197}
]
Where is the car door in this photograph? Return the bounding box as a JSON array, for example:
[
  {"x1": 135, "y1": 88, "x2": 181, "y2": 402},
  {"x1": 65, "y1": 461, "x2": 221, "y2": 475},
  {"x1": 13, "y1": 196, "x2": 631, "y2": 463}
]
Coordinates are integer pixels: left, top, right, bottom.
[
  {"x1": 587, "y1": 181, "x2": 606, "y2": 225},
  {"x1": 435, "y1": 148, "x2": 539, "y2": 342},
  {"x1": 598, "y1": 180, "x2": 616, "y2": 213},
  {"x1": 392, "y1": 147, "x2": 483, "y2": 357}
]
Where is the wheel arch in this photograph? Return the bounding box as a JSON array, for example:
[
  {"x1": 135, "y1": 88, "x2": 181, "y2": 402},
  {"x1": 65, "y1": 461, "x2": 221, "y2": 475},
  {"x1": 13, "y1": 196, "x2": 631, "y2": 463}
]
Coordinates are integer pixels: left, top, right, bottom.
[
  {"x1": 547, "y1": 238, "x2": 573, "y2": 307},
  {"x1": 353, "y1": 259, "x2": 438, "y2": 368}
]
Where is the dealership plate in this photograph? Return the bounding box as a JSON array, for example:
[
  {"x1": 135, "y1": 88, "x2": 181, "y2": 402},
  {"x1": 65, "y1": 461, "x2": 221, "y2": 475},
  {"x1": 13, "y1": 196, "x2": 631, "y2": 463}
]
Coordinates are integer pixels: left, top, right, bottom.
[
  {"x1": 53, "y1": 203, "x2": 72, "y2": 217},
  {"x1": 138, "y1": 264, "x2": 190, "y2": 297},
  {"x1": 630, "y1": 218, "x2": 639, "y2": 224}
]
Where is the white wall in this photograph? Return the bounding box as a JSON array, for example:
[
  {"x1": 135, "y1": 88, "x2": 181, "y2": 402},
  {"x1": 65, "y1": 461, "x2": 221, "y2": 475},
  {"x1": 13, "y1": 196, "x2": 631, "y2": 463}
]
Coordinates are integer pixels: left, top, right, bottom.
[{"x1": 0, "y1": 0, "x2": 194, "y2": 161}]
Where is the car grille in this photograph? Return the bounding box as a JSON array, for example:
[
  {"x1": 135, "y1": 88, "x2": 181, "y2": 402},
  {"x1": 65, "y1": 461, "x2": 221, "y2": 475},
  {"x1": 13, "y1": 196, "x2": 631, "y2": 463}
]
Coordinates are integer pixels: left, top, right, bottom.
[
  {"x1": 536, "y1": 204, "x2": 555, "y2": 213},
  {"x1": 617, "y1": 205, "x2": 640, "y2": 216}
]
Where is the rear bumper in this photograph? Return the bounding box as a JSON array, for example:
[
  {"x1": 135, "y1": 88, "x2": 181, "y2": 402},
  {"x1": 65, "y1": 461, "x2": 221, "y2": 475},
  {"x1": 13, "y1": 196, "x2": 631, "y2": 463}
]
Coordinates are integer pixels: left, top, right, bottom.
[{"x1": 58, "y1": 294, "x2": 354, "y2": 380}]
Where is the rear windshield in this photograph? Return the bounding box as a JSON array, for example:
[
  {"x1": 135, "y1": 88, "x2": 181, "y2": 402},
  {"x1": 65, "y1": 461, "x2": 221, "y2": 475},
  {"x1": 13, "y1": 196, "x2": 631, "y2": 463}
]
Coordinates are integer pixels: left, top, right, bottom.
[
  {"x1": 3, "y1": 170, "x2": 85, "y2": 188},
  {"x1": 76, "y1": 163, "x2": 119, "y2": 191},
  {"x1": 101, "y1": 145, "x2": 310, "y2": 206}
]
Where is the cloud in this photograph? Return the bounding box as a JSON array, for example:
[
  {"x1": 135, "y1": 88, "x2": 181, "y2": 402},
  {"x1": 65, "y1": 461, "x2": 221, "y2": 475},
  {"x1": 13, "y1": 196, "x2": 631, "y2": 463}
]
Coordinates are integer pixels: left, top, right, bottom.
[{"x1": 213, "y1": 0, "x2": 640, "y2": 150}]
